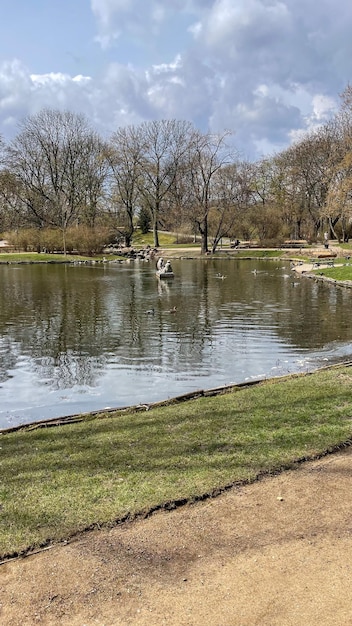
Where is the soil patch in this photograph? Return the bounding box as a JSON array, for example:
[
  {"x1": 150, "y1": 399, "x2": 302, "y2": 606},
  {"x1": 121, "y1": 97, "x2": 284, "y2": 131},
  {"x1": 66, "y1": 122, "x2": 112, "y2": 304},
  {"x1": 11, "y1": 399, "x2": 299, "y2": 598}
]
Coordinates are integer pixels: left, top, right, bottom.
[{"x1": 2, "y1": 448, "x2": 352, "y2": 625}]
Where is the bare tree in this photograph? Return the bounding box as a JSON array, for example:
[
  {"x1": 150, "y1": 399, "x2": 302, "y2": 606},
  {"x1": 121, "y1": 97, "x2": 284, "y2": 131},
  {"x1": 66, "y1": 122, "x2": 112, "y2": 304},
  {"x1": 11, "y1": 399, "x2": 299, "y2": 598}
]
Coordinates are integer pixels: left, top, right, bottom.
[
  {"x1": 78, "y1": 133, "x2": 110, "y2": 229},
  {"x1": 321, "y1": 85, "x2": 352, "y2": 241},
  {"x1": 325, "y1": 152, "x2": 352, "y2": 241},
  {"x1": 107, "y1": 125, "x2": 144, "y2": 247},
  {"x1": 187, "y1": 130, "x2": 234, "y2": 254},
  {"x1": 0, "y1": 134, "x2": 5, "y2": 165},
  {"x1": 0, "y1": 169, "x2": 28, "y2": 231},
  {"x1": 207, "y1": 162, "x2": 251, "y2": 252},
  {"x1": 6, "y1": 109, "x2": 106, "y2": 253},
  {"x1": 137, "y1": 120, "x2": 194, "y2": 248},
  {"x1": 163, "y1": 157, "x2": 194, "y2": 241},
  {"x1": 269, "y1": 123, "x2": 338, "y2": 241}
]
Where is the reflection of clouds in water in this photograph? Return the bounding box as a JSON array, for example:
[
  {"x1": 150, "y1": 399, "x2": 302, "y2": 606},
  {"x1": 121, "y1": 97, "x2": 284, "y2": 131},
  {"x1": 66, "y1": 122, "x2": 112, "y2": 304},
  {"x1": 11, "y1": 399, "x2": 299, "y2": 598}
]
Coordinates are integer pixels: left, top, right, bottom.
[
  {"x1": 2, "y1": 412, "x2": 21, "y2": 427},
  {"x1": 1, "y1": 260, "x2": 352, "y2": 428}
]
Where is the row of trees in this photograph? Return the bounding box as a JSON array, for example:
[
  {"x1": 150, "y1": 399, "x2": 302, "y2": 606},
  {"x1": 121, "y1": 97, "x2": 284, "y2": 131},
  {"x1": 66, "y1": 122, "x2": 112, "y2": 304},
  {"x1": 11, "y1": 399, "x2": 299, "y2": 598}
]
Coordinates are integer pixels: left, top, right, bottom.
[{"x1": 1, "y1": 85, "x2": 352, "y2": 254}]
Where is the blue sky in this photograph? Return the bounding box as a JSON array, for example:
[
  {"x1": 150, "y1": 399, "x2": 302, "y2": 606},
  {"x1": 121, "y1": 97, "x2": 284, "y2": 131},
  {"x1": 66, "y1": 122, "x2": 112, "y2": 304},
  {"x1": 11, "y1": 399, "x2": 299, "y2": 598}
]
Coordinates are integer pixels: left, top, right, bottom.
[{"x1": 1, "y1": 0, "x2": 351, "y2": 159}]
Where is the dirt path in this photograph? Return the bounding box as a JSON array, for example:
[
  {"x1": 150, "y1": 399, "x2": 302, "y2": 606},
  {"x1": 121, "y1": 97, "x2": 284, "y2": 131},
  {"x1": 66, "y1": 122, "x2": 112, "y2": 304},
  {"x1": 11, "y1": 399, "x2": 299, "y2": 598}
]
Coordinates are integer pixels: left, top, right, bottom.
[{"x1": 2, "y1": 448, "x2": 352, "y2": 625}]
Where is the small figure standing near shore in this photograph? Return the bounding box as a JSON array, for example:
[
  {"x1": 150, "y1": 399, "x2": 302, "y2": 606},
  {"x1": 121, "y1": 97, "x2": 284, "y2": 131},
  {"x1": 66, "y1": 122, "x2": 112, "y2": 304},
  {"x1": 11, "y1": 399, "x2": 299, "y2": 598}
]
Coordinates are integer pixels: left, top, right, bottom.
[
  {"x1": 157, "y1": 257, "x2": 165, "y2": 271},
  {"x1": 163, "y1": 260, "x2": 173, "y2": 273}
]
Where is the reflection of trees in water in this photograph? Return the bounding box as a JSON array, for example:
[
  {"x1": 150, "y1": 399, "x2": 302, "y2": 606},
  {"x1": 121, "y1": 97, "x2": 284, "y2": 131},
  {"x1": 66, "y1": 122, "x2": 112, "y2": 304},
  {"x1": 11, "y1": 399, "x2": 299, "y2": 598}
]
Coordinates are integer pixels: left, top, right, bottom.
[
  {"x1": 0, "y1": 265, "x2": 111, "y2": 388},
  {"x1": 271, "y1": 277, "x2": 352, "y2": 349},
  {"x1": 88, "y1": 262, "x2": 218, "y2": 371},
  {"x1": 173, "y1": 262, "x2": 214, "y2": 366},
  {"x1": 0, "y1": 264, "x2": 223, "y2": 384},
  {"x1": 0, "y1": 337, "x2": 19, "y2": 383},
  {"x1": 205, "y1": 260, "x2": 352, "y2": 350},
  {"x1": 38, "y1": 353, "x2": 106, "y2": 389},
  {"x1": 1, "y1": 261, "x2": 352, "y2": 394}
]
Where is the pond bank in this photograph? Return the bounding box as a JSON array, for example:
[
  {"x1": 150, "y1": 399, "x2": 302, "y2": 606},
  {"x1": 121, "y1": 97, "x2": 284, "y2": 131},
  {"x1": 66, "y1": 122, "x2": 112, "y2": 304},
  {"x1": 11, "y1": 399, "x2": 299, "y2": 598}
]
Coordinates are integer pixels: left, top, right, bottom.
[
  {"x1": 292, "y1": 260, "x2": 352, "y2": 289},
  {"x1": 2, "y1": 446, "x2": 352, "y2": 626},
  {"x1": 2, "y1": 369, "x2": 352, "y2": 624},
  {"x1": 2, "y1": 363, "x2": 352, "y2": 561}
]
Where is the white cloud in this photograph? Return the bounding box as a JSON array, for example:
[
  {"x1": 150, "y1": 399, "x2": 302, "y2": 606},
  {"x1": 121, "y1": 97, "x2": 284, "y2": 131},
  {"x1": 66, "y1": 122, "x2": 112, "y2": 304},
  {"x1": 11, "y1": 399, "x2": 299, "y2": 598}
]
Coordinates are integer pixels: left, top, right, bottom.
[
  {"x1": 90, "y1": 0, "x2": 207, "y2": 48},
  {"x1": 91, "y1": 0, "x2": 167, "y2": 47},
  {"x1": 200, "y1": 0, "x2": 291, "y2": 53},
  {"x1": 0, "y1": 1, "x2": 351, "y2": 159},
  {"x1": 30, "y1": 73, "x2": 91, "y2": 86},
  {"x1": 311, "y1": 94, "x2": 336, "y2": 121},
  {"x1": 0, "y1": 62, "x2": 96, "y2": 134}
]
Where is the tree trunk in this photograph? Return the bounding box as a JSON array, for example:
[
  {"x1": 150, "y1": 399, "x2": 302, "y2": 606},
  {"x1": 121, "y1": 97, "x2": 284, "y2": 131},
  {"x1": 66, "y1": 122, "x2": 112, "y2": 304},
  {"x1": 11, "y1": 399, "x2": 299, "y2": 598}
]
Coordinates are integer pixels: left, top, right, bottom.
[
  {"x1": 329, "y1": 217, "x2": 339, "y2": 242},
  {"x1": 200, "y1": 225, "x2": 208, "y2": 254},
  {"x1": 153, "y1": 218, "x2": 159, "y2": 248},
  {"x1": 62, "y1": 228, "x2": 67, "y2": 255}
]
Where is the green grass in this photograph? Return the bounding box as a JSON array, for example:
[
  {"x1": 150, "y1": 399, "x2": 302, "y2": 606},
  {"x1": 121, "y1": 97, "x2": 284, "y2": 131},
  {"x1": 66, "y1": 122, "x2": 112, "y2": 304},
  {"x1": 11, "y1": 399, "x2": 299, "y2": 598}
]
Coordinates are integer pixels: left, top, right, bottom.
[
  {"x1": 338, "y1": 243, "x2": 352, "y2": 251},
  {"x1": 132, "y1": 231, "x2": 179, "y2": 247},
  {"x1": 228, "y1": 249, "x2": 284, "y2": 258},
  {"x1": 0, "y1": 252, "x2": 109, "y2": 263},
  {"x1": 1, "y1": 365, "x2": 352, "y2": 559},
  {"x1": 313, "y1": 264, "x2": 352, "y2": 281}
]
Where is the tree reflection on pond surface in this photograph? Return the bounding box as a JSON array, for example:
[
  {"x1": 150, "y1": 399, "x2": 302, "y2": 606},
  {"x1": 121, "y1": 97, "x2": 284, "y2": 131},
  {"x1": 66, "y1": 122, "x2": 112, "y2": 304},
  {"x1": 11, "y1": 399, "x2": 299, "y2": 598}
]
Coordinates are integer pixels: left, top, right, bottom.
[{"x1": 0, "y1": 258, "x2": 351, "y2": 428}]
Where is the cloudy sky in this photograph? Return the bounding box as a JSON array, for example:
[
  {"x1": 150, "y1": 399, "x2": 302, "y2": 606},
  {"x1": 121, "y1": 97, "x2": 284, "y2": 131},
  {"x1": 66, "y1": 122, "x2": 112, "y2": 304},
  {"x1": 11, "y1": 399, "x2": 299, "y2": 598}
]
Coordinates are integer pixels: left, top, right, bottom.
[{"x1": 0, "y1": 0, "x2": 351, "y2": 159}]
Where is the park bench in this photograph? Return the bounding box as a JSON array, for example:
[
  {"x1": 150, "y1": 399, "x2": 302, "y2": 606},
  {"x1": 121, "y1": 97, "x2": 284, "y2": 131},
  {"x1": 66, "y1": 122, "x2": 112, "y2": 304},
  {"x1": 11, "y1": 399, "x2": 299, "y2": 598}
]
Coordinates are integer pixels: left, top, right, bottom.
[
  {"x1": 281, "y1": 240, "x2": 309, "y2": 249},
  {"x1": 237, "y1": 241, "x2": 260, "y2": 249},
  {"x1": 310, "y1": 258, "x2": 335, "y2": 269}
]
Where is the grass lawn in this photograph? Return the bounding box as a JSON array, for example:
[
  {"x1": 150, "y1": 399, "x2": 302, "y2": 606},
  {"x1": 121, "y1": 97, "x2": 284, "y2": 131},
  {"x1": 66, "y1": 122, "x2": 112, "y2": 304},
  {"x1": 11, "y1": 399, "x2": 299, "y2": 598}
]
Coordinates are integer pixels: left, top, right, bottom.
[
  {"x1": 132, "y1": 231, "x2": 178, "y2": 247},
  {"x1": 1, "y1": 365, "x2": 352, "y2": 560},
  {"x1": 0, "y1": 252, "x2": 113, "y2": 263},
  {"x1": 227, "y1": 249, "x2": 285, "y2": 258},
  {"x1": 312, "y1": 264, "x2": 352, "y2": 281}
]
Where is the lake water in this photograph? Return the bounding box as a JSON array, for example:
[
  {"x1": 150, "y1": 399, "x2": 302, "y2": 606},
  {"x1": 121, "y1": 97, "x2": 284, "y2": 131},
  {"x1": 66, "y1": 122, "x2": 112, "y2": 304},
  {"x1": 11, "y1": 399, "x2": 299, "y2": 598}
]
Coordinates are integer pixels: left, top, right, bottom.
[{"x1": 1, "y1": 258, "x2": 352, "y2": 429}]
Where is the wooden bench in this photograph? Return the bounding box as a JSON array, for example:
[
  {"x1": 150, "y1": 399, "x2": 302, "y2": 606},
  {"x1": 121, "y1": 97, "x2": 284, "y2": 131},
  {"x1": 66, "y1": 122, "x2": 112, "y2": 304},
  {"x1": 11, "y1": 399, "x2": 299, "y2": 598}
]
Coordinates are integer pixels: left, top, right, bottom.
[
  {"x1": 282, "y1": 240, "x2": 308, "y2": 249},
  {"x1": 310, "y1": 258, "x2": 335, "y2": 268},
  {"x1": 237, "y1": 242, "x2": 260, "y2": 249}
]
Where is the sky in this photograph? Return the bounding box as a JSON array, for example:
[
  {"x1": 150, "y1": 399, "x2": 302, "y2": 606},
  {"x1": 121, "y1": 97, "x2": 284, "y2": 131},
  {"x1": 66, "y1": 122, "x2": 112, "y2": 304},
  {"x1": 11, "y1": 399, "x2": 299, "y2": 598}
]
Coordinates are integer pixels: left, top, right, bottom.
[{"x1": 0, "y1": 0, "x2": 351, "y2": 160}]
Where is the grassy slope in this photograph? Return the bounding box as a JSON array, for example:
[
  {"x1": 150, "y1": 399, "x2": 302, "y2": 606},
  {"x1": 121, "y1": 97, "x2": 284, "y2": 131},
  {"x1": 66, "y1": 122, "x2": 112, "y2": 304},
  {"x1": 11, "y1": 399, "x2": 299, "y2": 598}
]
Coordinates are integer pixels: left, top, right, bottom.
[
  {"x1": 312, "y1": 264, "x2": 352, "y2": 281},
  {"x1": 1, "y1": 366, "x2": 352, "y2": 559}
]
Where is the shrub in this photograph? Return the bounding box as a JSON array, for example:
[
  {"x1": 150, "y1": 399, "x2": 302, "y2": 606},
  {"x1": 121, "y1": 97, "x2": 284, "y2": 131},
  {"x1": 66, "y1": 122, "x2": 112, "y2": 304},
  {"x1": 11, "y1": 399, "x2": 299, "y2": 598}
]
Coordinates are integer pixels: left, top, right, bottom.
[
  {"x1": 66, "y1": 226, "x2": 111, "y2": 255},
  {"x1": 138, "y1": 207, "x2": 152, "y2": 234}
]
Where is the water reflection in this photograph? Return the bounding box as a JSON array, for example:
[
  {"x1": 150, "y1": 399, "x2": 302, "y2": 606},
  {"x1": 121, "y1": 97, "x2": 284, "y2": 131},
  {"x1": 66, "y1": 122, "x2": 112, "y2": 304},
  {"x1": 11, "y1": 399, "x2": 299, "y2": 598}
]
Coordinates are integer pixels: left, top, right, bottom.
[{"x1": 1, "y1": 259, "x2": 352, "y2": 428}]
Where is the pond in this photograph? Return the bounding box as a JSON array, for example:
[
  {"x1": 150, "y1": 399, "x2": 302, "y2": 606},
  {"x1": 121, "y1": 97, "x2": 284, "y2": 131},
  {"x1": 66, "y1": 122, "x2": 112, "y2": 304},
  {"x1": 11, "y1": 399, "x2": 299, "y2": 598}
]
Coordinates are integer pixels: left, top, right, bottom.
[{"x1": 1, "y1": 257, "x2": 352, "y2": 429}]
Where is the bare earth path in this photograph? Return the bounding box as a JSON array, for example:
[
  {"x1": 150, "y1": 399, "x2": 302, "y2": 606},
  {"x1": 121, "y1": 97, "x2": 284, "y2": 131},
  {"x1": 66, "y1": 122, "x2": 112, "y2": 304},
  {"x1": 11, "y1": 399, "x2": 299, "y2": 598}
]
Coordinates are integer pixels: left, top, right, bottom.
[{"x1": 1, "y1": 447, "x2": 352, "y2": 625}]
